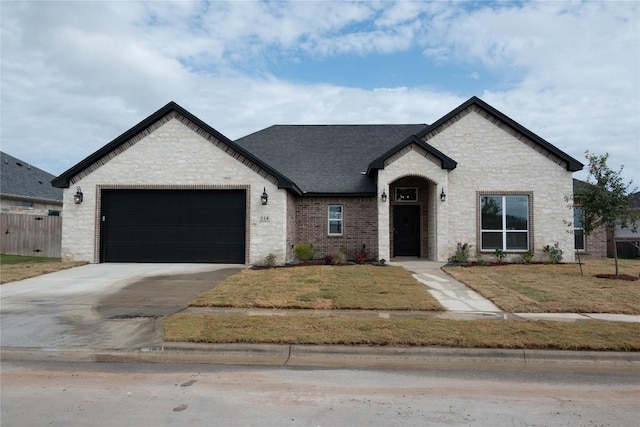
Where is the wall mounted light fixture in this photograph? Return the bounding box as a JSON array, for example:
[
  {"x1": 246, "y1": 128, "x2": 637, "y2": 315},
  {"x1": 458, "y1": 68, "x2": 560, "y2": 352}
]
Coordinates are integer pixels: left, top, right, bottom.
[
  {"x1": 74, "y1": 186, "x2": 83, "y2": 204},
  {"x1": 381, "y1": 190, "x2": 387, "y2": 203},
  {"x1": 261, "y1": 187, "x2": 268, "y2": 205},
  {"x1": 440, "y1": 188, "x2": 446, "y2": 202}
]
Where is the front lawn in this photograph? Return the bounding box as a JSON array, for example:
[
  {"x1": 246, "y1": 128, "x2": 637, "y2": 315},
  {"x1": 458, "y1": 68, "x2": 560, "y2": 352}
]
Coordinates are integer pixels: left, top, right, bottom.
[
  {"x1": 167, "y1": 260, "x2": 640, "y2": 350},
  {"x1": 0, "y1": 255, "x2": 87, "y2": 284},
  {"x1": 191, "y1": 265, "x2": 443, "y2": 311},
  {"x1": 444, "y1": 258, "x2": 640, "y2": 314},
  {"x1": 165, "y1": 314, "x2": 640, "y2": 351}
]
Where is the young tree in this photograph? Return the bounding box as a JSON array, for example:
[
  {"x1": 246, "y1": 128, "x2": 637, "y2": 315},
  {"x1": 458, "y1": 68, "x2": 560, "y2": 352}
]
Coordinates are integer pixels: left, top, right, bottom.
[{"x1": 574, "y1": 152, "x2": 638, "y2": 277}]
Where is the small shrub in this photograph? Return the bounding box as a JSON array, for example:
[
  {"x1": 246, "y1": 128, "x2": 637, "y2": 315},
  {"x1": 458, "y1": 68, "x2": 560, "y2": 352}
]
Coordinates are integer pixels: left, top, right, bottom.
[
  {"x1": 354, "y1": 246, "x2": 367, "y2": 264},
  {"x1": 263, "y1": 253, "x2": 277, "y2": 268},
  {"x1": 449, "y1": 243, "x2": 472, "y2": 264},
  {"x1": 379, "y1": 258, "x2": 387, "y2": 266},
  {"x1": 354, "y1": 253, "x2": 366, "y2": 264},
  {"x1": 493, "y1": 249, "x2": 506, "y2": 262},
  {"x1": 331, "y1": 247, "x2": 347, "y2": 265},
  {"x1": 324, "y1": 254, "x2": 333, "y2": 265},
  {"x1": 543, "y1": 243, "x2": 563, "y2": 264},
  {"x1": 519, "y1": 251, "x2": 534, "y2": 264},
  {"x1": 475, "y1": 254, "x2": 489, "y2": 266},
  {"x1": 294, "y1": 242, "x2": 315, "y2": 261}
]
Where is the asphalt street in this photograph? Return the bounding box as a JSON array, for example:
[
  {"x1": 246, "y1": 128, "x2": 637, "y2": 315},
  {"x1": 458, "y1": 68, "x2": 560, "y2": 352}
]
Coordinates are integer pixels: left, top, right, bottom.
[{"x1": 2, "y1": 360, "x2": 639, "y2": 427}]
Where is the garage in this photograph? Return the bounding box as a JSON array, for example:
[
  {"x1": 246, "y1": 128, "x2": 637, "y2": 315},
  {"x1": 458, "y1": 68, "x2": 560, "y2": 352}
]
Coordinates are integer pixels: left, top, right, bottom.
[{"x1": 100, "y1": 189, "x2": 246, "y2": 263}]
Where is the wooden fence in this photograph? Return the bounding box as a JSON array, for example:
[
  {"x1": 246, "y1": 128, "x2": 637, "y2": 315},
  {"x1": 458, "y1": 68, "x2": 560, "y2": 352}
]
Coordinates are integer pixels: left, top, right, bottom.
[{"x1": 0, "y1": 213, "x2": 62, "y2": 258}]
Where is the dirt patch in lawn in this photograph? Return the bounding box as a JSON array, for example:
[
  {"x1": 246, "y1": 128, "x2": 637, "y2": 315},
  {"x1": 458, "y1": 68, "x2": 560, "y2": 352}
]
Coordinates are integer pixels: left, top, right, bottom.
[
  {"x1": 190, "y1": 265, "x2": 442, "y2": 311},
  {"x1": 444, "y1": 258, "x2": 640, "y2": 314}
]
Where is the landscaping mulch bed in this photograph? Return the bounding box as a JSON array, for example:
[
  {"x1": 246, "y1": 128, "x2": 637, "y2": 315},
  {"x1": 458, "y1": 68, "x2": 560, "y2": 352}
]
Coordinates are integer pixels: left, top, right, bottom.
[{"x1": 594, "y1": 274, "x2": 638, "y2": 281}]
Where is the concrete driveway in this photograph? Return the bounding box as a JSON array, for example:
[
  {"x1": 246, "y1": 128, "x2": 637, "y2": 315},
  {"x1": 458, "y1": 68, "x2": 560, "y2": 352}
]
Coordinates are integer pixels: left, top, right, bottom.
[{"x1": 0, "y1": 264, "x2": 241, "y2": 350}]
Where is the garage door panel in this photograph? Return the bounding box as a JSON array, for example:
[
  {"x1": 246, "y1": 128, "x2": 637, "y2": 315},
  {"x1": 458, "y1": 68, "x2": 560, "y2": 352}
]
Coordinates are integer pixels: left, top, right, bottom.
[{"x1": 101, "y1": 189, "x2": 246, "y2": 263}]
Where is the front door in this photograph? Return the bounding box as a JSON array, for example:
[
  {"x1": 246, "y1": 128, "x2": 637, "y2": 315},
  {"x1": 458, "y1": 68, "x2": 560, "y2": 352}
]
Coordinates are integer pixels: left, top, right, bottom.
[{"x1": 393, "y1": 205, "x2": 420, "y2": 256}]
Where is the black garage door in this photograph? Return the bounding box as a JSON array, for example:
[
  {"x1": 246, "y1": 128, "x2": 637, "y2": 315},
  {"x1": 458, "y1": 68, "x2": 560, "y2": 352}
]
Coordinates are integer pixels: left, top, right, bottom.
[{"x1": 100, "y1": 189, "x2": 245, "y2": 263}]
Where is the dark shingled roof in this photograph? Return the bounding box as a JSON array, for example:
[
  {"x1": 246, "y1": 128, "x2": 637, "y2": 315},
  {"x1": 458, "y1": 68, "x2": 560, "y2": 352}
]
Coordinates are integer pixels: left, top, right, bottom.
[
  {"x1": 235, "y1": 124, "x2": 427, "y2": 194},
  {"x1": 1, "y1": 152, "x2": 62, "y2": 203},
  {"x1": 52, "y1": 102, "x2": 299, "y2": 192}
]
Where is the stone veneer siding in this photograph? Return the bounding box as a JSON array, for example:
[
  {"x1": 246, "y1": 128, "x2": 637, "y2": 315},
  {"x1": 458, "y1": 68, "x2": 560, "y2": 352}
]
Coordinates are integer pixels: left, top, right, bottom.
[
  {"x1": 294, "y1": 196, "x2": 378, "y2": 260},
  {"x1": 378, "y1": 106, "x2": 576, "y2": 263},
  {"x1": 61, "y1": 116, "x2": 287, "y2": 264}
]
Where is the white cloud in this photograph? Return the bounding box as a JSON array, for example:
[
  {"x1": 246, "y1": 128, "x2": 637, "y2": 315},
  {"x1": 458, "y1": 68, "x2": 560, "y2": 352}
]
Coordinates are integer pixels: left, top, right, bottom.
[{"x1": 1, "y1": 0, "x2": 638, "y2": 185}]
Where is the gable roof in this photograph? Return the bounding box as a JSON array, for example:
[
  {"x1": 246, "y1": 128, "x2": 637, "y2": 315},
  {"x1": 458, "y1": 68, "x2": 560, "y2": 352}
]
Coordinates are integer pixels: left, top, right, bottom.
[
  {"x1": 416, "y1": 96, "x2": 583, "y2": 172},
  {"x1": 52, "y1": 96, "x2": 583, "y2": 196},
  {"x1": 51, "y1": 102, "x2": 300, "y2": 193},
  {"x1": 1, "y1": 151, "x2": 62, "y2": 203},
  {"x1": 235, "y1": 124, "x2": 426, "y2": 195},
  {"x1": 367, "y1": 134, "x2": 457, "y2": 174}
]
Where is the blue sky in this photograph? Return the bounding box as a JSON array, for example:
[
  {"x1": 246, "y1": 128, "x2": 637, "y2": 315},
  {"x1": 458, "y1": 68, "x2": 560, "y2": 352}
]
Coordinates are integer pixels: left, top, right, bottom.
[{"x1": 1, "y1": 0, "x2": 638, "y2": 186}]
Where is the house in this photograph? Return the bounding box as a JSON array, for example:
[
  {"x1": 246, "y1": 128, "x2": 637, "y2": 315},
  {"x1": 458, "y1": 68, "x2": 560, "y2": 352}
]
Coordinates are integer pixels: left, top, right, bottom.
[
  {"x1": 573, "y1": 179, "x2": 640, "y2": 259},
  {"x1": 52, "y1": 96, "x2": 584, "y2": 264},
  {"x1": 1, "y1": 152, "x2": 63, "y2": 257},
  {"x1": 1, "y1": 151, "x2": 63, "y2": 216}
]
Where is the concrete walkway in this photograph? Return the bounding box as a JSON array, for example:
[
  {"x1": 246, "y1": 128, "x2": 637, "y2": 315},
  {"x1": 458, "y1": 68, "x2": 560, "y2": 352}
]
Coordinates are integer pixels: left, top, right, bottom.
[
  {"x1": 391, "y1": 259, "x2": 640, "y2": 323},
  {"x1": 391, "y1": 260, "x2": 502, "y2": 313}
]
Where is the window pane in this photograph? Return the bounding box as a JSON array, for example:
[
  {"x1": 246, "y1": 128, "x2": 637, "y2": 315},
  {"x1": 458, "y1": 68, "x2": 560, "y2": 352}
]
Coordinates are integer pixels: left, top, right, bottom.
[
  {"x1": 481, "y1": 197, "x2": 502, "y2": 230},
  {"x1": 396, "y1": 188, "x2": 417, "y2": 202},
  {"x1": 482, "y1": 232, "x2": 503, "y2": 250},
  {"x1": 329, "y1": 221, "x2": 342, "y2": 234},
  {"x1": 574, "y1": 208, "x2": 583, "y2": 228},
  {"x1": 328, "y1": 206, "x2": 342, "y2": 219},
  {"x1": 574, "y1": 230, "x2": 585, "y2": 250},
  {"x1": 505, "y1": 196, "x2": 528, "y2": 230},
  {"x1": 506, "y1": 232, "x2": 528, "y2": 250}
]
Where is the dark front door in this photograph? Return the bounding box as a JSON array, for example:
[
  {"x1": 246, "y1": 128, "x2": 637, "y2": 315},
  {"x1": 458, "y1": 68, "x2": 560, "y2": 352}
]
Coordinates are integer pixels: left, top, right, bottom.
[
  {"x1": 100, "y1": 189, "x2": 245, "y2": 263},
  {"x1": 393, "y1": 205, "x2": 420, "y2": 257}
]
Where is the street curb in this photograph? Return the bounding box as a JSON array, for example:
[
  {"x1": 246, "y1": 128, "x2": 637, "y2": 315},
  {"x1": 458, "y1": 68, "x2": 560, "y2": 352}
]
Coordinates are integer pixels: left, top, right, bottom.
[{"x1": 2, "y1": 344, "x2": 639, "y2": 368}]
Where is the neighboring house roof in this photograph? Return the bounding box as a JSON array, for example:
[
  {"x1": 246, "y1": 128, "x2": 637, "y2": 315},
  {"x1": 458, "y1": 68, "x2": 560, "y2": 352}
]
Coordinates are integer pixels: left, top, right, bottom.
[
  {"x1": 0, "y1": 151, "x2": 62, "y2": 203},
  {"x1": 235, "y1": 124, "x2": 426, "y2": 194},
  {"x1": 51, "y1": 102, "x2": 301, "y2": 193},
  {"x1": 416, "y1": 96, "x2": 583, "y2": 172},
  {"x1": 574, "y1": 179, "x2": 640, "y2": 208}
]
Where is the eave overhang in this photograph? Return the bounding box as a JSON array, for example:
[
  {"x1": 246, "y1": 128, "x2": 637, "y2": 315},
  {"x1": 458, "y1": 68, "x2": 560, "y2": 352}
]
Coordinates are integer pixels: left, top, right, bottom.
[
  {"x1": 51, "y1": 101, "x2": 301, "y2": 195},
  {"x1": 366, "y1": 135, "x2": 457, "y2": 175}
]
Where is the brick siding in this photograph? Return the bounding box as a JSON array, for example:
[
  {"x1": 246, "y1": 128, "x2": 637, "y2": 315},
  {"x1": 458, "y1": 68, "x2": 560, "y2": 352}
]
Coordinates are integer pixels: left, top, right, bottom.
[{"x1": 293, "y1": 196, "x2": 378, "y2": 260}]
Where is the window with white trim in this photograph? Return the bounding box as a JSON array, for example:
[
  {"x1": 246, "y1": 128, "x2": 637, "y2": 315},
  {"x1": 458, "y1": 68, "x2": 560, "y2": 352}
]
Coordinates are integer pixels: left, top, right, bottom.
[
  {"x1": 480, "y1": 195, "x2": 529, "y2": 251},
  {"x1": 328, "y1": 205, "x2": 343, "y2": 235},
  {"x1": 574, "y1": 208, "x2": 585, "y2": 251}
]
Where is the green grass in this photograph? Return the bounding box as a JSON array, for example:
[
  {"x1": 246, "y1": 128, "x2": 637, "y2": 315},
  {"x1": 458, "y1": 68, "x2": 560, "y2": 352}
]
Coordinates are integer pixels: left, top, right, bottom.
[{"x1": 0, "y1": 254, "x2": 61, "y2": 264}]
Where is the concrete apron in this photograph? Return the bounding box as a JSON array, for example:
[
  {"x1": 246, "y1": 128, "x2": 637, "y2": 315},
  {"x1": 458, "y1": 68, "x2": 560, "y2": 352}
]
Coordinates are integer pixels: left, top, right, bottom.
[{"x1": 0, "y1": 264, "x2": 242, "y2": 350}]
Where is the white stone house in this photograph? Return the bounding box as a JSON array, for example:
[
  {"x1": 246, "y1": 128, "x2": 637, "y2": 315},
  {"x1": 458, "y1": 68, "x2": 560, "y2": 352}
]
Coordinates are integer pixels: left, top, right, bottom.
[{"x1": 52, "y1": 97, "x2": 583, "y2": 264}]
